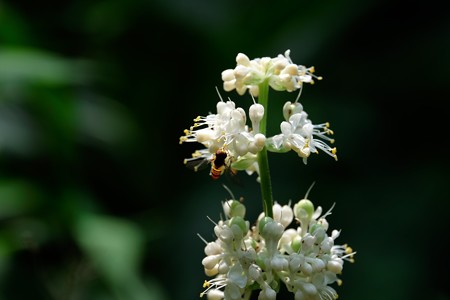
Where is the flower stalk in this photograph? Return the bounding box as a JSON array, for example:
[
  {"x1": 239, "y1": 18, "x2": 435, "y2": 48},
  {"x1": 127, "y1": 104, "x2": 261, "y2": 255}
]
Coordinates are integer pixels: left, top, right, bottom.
[{"x1": 256, "y1": 80, "x2": 273, "y2": 218}]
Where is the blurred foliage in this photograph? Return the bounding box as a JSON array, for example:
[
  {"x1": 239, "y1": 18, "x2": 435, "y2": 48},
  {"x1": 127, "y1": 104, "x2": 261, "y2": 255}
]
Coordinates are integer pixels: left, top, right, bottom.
[{"x1": 0, "y1": 0, "x2": 449, "y2": 300}]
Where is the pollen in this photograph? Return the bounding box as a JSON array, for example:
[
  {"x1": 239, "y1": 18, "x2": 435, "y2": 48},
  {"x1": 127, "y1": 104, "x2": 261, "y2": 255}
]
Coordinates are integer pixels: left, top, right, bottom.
[{"x1": 203, "y1": 280, "x2": 211, "y2": 288}]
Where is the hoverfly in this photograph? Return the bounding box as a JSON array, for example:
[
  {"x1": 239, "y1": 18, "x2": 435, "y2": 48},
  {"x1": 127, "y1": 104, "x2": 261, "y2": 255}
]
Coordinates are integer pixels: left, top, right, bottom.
[
  {"x1": 210, "y1": 148, "x2": 235, "y2": 180},
  {"x1": 184, "y1": 148, "x2": 237, "y2": 180}
]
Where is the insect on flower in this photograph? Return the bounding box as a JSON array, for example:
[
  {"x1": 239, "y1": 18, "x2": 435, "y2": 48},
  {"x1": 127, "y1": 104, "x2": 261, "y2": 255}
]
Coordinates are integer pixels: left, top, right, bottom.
[
  {"x1": 184, "y1": 148, "x2": 237, "y2": 180},
  {"x1": 210, "y1": 148, "x2": 235, "y2": 180}
]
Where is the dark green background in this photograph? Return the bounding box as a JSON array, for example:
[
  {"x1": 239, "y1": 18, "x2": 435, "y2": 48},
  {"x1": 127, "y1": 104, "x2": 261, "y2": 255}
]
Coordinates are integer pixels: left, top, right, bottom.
[{"x1": 1, "y1": 0, "x2": 449, "y2": 299}]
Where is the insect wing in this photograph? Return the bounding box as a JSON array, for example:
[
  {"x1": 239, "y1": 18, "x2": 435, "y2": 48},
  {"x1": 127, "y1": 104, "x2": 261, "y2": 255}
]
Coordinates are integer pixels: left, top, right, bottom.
[
  {"x1": 184, "y1": 157, "x2": 210, "y2": 172},
  {"x1": 223, "y1": 167, "x2": 243, "y2": 186}
]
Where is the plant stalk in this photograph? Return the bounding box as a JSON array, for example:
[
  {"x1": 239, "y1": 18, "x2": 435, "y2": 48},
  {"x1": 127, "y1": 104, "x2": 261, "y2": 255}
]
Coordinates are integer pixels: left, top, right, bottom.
[{"x1": 256, "y1": 81, "x2": 273, "y2": 218}]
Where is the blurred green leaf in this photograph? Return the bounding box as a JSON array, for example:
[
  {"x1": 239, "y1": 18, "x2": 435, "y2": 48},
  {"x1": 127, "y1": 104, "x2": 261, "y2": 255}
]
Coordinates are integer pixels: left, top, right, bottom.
[
  {"x1": 0, "y1": 47, "x2": 93, "y2": 86},
  {"x1": 74, "y1": 213, "x2": 143, "y2": 281},
  {"x1": 77, "y1": 94, "x2": 140, "y2": 149},
  {"x1": 74, "y1": 213, "x2": 165, "y2": 300}
]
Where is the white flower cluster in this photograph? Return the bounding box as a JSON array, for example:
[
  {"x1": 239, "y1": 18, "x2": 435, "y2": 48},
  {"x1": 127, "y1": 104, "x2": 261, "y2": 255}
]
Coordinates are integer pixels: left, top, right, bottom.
[
  {"x1": 268, "y1": 101, "x2": 337, "y2": 164},
  {"x1": 199, "y1": 195, "x2": 355, "y2": 300},
  {"x1": 179, "y1": 50, "x2": 336, "y2": 179},
  {"x1": 179, "y1": 96, "x2": 265, "y2": 177},
  {"x1": 221, "y1": 50, "x2": 321, "y2": 97},
  {"x1": 179, "y1": 96, "x2": 336, "y2": 178}
]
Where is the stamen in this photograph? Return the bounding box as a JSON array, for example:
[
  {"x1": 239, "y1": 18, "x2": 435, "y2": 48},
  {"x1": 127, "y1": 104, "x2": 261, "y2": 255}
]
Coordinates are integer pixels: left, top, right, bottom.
[
  {"x1": 304, "y1": 181, "x2": 316, "y2": 199},
  {"x1": 222, "y1": 184, "x2": 236, "y2": 200},
  {"x1": 294, "y1": 83, "x2": 304, "y2": 103},
  {"x1": 215, "y1": 86, "x2": 225, "y2": 102},
  {"x1": 321, "y1": 202, "x2": 336, "y2": 219},
  {"x1": 206, "y1": 216, "x2": 218, "y2": 226},
  {"x1": 197, "y1": 233, "x2": 208, "y2": 245}
]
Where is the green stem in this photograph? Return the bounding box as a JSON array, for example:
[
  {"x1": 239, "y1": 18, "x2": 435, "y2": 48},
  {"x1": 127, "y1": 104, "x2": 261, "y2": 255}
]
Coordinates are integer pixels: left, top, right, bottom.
[
  {"x1": 243, "y1": 289, "x2": 253, "y2": 300},
  {"x1": 257, "y1": 81, "x2": 273, "y2": 218}
]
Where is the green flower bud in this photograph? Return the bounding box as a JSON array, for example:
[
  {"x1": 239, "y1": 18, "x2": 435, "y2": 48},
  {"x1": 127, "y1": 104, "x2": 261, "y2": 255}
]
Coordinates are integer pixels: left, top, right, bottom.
[
  {"x1": 223, "y1": 200, "x2": 246, "y2": 218},
  {"x1": 291, "y1": 235, "x2": 302, "y2": 253},
  {"x1": 294, "y1": 199, "x2": 314, "y2": 220},
  {"x1": 259, "y1": 217, "x2": 284, "y2": 242},
  {"x1": 229, "y1": 216, "x2": 247, "y2": 234},
  {"x1": 309, "y1": 223, "x2": 326, "y2": 243},
  {"x1": 258, "y1": 216, "x2": 273, "y2": 234}
]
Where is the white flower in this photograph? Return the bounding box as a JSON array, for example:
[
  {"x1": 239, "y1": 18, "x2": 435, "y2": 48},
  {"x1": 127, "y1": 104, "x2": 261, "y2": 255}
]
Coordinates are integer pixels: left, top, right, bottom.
[
  {"x1": 221, "y1": 50, "x2": 321, "y2": 97},
  {"x1": 269, "y1": 102, "x2": 337, "y2": 164},
  {"x1": 257, "y1": 202, "x2": 293, "y2": 229}
]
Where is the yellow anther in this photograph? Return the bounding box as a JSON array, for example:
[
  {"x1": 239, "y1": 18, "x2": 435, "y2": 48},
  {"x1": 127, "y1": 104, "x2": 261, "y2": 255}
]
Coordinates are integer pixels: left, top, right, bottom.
[
  {"x1": 317, "y1": 76, "x2": 323, "y2": 80},
  {"x1": 203, "y1": 280, "x2": 210, "y2": 288},
  {"x1": 331, "y1": 148, "x2": 337, "y2": 155},
  {"x1": 194, "y1": 116, "x2": 201, "y2": 122},
  {"x1": 345, "y1": 246, "x2": 353, "y2": 254},
  {"x1": 192, "y1": 151, "x2": 202, "y2": 158},
  {"x1": 337, "y1": 279, "x2": 343, "y2": 286}
]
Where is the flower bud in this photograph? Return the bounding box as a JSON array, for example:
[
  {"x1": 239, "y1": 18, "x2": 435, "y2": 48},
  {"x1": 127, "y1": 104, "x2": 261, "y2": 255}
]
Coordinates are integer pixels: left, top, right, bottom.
[
  {"x1": 204, "y1": 241, "x2": 222, "y2": 256},
  {"x1": 309, "y1": 223, "x2": 326, "y2": 243},
  {"x1": 223, "y1": 200, "x2": 246, "y2": 218},
  {"x1": 282, "y1": 64, "x2": 299, "y2": 75},
  {"x1": 288, "y1": 253, "x2": 304, "y2": 272},
  {"x1": 283, "y1": 101, "x2": 303, "y2": 121},
  {"x1": 271, "y1": 255, "x2": 288, "y2": 271},
  {"x1": 204, "y1": 266, "x2": 219, "y2": 277},
  {"x1": 273, "y1": 202, "x2": 294, "y2": 228},
  {"x1": 202, "y1": 254, "x2": 221, "y2": 270},
  {"x1": 248, "y1": 264, "x2": 261, "y2": 280},
  {"x1": 310, "y1": 258, "x2": 325, "y2": 272},
  {"x1": 215, "y1": 224, "x2": 233, "y2": 243},
  {"x1": 258, "y1": 216, "x2": 273, "y2": 234},
  {"x1": 223, "y1": 80, "x2": 235, "y2": 92},
  {"x1": 236, "y1": 53, "x2": 250, "y2": 65},
  {"x1": 228, "y1": 264, "x2": 247, "y2": 289},
  {"x1": 300, "y1": 261, "x2": 313, "y2": 275},
  {"x1": 294, "y1": 199, "x2": 314, "y2": 221},
  {"x1": 206, "y1": 289, "x2": 224, "y2": 300},
  {"x1": 249, "y1": 103, "x2": 264, "y2": 133},
  {"x1": 229, "y1": 216, "x2": 247, "y2": 235},
  {"x1": 224, "y1": 283, "x2": 241, "y2": 300},
  {"x1": 221, "y1": 69, "x2": 235, "y2": 81},
  {"x1": 254, "y1": 133, "x2": 266, "y2": 149},
  {"x1": 291, "y1": 235, "x2": 302, "y2": 253},
  {"x1": 327, "y1": 260, "x2": 343, "y2": 274},
  {"x1": 302, "y1": 282, "x2": 317, "y2": 296},
  {"x1": 259, "y1": 287, "x2": 276, "y2": 300},
  {"x1": 218, "y1": 260, "x2": 229, "y2": 274}
]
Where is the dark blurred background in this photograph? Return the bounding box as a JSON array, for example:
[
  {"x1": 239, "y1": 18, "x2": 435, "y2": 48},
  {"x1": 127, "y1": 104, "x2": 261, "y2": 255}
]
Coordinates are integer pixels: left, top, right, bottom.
[{"x1": 1, "y1": 0, "x2": 449, "y2": 299}]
